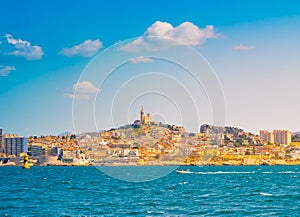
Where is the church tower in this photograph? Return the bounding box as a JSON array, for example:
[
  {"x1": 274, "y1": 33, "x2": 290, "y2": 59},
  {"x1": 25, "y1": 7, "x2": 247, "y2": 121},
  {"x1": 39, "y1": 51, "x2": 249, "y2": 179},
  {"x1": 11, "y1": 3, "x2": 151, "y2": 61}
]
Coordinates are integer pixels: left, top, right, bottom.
[
  {"x1": 140, "y1": 106, "x2": 151, "y2": 125},
  {"x1": 140, "y1": 106, "x2": 145, "y2": 124}
]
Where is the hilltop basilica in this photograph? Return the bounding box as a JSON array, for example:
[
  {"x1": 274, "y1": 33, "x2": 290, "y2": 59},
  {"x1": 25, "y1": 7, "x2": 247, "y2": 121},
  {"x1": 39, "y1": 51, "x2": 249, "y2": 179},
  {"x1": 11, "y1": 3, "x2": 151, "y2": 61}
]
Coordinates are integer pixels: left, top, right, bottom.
[{"x1": 140, "y1": 106, "x2": 151, "y2": 125}]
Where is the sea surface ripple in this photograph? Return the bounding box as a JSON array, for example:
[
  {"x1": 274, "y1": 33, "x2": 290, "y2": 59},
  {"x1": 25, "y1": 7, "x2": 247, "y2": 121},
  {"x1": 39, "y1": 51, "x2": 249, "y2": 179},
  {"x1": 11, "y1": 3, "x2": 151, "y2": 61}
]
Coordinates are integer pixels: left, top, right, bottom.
[{"x1": 0, "y1": 166, "x2": 299, "y2": 216}]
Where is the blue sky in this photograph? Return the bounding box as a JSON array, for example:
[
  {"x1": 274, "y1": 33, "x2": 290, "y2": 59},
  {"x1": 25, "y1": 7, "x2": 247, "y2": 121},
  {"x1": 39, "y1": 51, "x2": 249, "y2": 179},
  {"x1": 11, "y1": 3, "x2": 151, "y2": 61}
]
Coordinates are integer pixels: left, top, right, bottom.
[{"x1": 1, "y1": 0, "x2": 300, "y2": 136}]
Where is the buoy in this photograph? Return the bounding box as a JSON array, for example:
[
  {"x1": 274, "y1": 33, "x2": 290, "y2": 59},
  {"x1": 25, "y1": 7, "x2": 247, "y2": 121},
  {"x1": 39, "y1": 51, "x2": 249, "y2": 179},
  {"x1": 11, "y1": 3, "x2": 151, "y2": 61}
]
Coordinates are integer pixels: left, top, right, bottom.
[{"x1": 22, "y1": 154, "x2": 30, "y2": 169}]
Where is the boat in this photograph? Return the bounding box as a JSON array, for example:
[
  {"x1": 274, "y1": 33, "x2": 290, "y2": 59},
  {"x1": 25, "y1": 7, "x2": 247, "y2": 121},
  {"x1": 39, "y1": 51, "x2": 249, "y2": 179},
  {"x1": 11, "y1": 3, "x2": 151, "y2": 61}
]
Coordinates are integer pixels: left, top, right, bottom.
[{"x1": 176, "y1": 169, "x2": 194, "y2": 174}]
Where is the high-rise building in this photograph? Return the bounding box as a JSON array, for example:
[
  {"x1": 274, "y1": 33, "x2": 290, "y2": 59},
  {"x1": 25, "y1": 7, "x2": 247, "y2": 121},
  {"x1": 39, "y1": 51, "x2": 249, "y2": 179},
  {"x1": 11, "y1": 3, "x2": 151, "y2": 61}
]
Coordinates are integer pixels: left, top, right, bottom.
[
  {"x1": 273, "y1": 130, "x2": 291, "y2": 145},
  {"x1": 259, "y1": 130, "x2": 274, "y2": 144},
  {"x1": 0, "y1": 128, "x2": 2, "y2": 153},
  {"x1": 4, "y1": 136, "x2": 28, "y2": 156},
  {"x1": 259, "y1": 129, "x2": 291, "y2": 145}
]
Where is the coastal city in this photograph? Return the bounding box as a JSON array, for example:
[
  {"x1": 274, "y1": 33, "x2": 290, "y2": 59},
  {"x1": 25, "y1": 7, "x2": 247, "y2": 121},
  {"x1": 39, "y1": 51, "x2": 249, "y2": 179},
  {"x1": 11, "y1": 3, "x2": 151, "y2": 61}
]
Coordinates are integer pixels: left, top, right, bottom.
[
  {"x1": 1, "y1": 107, "x2": 300, "y2": 167},
  {"x1": 2, "y1": 1, "x2": 300, "y2": 216}
]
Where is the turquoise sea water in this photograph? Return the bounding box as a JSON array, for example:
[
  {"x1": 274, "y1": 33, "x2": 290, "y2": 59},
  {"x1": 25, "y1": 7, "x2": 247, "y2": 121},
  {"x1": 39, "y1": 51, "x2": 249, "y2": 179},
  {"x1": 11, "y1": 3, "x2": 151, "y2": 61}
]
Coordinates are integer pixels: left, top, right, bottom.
[{"x1": 1, "y1": 166, "x2": 300, "y2": 216}]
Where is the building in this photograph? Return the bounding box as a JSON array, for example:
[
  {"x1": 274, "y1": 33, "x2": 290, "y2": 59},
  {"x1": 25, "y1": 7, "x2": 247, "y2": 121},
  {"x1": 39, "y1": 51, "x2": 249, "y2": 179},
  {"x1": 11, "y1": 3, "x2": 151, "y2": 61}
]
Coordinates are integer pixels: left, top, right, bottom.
[
  {"x1": 50, "y1": 146, "x2": 59, "y2": 156},
  {"x1": 259, "y1": 130, "x2": 274, "y2": 144},
  {"x1": 4, "y1": 134, "x2": 18, "y2": 138},
  {"x1": 0, "y1": 128, "x2": 2, "y2": 153},
  {"x1": 140, "y1": 106, "x2": 151, "y2": 125},
  {"x1": 30, "y1": 144, "x2": 45, "y2": 156},
  {"x1": 260, "y1": 130, "x2": 291, "y2": 145},
  {"x1": 4, "y1": 136, "x2": 28, "y2": 156},
  {"x1": 273, "y1": 130, "x2": 291, "y2": 145}
]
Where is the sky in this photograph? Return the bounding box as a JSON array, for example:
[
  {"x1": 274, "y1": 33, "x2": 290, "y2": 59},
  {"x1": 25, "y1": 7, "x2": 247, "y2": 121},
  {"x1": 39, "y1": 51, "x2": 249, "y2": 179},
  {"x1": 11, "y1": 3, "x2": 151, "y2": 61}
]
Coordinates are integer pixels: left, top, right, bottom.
[{"x1": 0, "y1": 0, "x2": 300, "y2": 136}]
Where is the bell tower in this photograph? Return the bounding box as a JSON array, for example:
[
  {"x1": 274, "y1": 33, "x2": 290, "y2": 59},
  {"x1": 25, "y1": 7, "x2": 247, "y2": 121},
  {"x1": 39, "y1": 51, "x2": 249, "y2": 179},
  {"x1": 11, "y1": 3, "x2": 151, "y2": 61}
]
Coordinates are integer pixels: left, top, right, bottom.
[{"x1": 140, "y1": 106, "x2": 145, "y2": 124}]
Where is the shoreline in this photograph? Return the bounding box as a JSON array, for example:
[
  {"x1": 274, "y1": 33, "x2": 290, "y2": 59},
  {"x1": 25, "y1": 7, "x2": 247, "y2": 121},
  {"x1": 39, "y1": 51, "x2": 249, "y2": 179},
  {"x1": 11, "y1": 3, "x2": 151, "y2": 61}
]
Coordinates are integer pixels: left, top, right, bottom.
[{"x1": 2, "y1": 162, "x2": 300, "y2": 167}]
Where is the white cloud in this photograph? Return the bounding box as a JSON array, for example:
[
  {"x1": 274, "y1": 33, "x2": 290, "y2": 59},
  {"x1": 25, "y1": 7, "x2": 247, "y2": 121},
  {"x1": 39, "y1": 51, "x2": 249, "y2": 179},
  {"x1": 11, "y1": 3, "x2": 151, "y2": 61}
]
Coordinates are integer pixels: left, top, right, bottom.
[
  {"x1": 74, "y1": 81, "x2": 99, "y2": 94},
  {"x1": 63, "y1": 93, "x2": 90, "y2": 100},
  {"x1": 64, "y1": 81, "x2": 100, "y2": 100},
  {"x1": 0, "y1": 65, "x2": 16, "y2": 76},
  {"x1": 130, "y1": 56, "x2": 153, "y2": 64},
  {"x1": 5, "y1": 34, "x2": 44, "y2": 60},
  {"x1": 60, "y1": 39, "x2": 103, "y2": 57},
  {"x1": 120, "y1": 21, "x2": 219, "y2": 51},
  {"x1": 233, "y1": 44, "x2": 256, "y2": 51}
]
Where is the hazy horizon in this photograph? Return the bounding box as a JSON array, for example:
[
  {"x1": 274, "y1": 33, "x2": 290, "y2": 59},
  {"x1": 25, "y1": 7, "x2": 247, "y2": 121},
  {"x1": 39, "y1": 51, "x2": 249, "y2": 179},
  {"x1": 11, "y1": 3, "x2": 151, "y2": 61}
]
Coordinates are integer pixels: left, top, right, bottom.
[{"x1": 1, "y1": 0, "x2": 300, "y2": 136}]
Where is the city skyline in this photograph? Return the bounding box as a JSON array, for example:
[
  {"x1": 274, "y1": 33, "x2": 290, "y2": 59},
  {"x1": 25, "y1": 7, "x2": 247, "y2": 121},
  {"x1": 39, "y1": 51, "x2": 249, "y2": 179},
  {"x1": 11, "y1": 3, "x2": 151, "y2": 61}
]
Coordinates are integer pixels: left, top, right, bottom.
[{"x1": 1, "y1": 0, "x2": 300, "y2": 136}]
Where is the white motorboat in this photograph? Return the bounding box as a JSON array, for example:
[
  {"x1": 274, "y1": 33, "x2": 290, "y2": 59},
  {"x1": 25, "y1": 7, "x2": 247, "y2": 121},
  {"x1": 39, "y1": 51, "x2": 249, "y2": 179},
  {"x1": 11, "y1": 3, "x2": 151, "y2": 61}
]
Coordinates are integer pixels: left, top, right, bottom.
[{"x1": 176, "y1": 169, "x2": 194, "y2": 174}]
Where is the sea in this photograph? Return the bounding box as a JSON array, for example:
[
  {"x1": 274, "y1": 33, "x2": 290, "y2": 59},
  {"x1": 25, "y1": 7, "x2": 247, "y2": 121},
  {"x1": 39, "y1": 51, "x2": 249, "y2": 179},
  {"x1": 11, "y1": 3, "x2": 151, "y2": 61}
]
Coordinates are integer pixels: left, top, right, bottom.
[{"x1": 1, "y1": 165, "x2": 300, "y2": 216}]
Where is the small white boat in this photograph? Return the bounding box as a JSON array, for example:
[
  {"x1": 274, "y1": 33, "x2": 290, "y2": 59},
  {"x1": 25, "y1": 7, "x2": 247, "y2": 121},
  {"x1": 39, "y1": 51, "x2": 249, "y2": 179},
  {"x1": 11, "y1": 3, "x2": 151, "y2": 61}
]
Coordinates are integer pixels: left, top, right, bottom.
[{"x1": 176, "y1": 169, "x2": 194, "y2": 174}]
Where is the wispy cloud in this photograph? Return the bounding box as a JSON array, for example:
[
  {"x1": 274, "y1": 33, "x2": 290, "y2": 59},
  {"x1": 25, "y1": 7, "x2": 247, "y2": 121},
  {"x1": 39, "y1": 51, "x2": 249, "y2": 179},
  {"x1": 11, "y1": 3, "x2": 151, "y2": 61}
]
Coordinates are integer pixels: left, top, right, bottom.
[
  {"x1": 64, "y1": 81, "x2": 100, "y2": 100},
  {"x1": 130, "y1": 56, "x2": 153, "y2": 64},
  {"x1": 63, "y1": 93, "x2": 90, "y2": 100},
  {"x1": 233, "y1": 44, "x2": 256, "y2": 51},
  {"x1": 60, "y1": 39, "x2": 103, "y2": 57},
  {"x1": 0, "y1": 65, "x2": 16, "y2": 76},
  {"x1": 5, "y1": 34, "x2": 44, "y2": 60},
  {"x1": 73, "y1": 81, "x2": 99, "y2": 94},
  {"x1": 121, "y1": 21, "x2": 220, "y2": 51}
]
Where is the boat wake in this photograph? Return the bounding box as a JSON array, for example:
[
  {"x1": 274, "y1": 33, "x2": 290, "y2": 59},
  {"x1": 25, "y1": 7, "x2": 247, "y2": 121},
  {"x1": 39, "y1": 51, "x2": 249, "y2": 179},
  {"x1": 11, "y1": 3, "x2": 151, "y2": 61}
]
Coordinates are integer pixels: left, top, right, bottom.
[
  {"x1": 176, "y1": 170, "x2": 300, "y2": 175},
  {"x1": 260, "y1": 192, "x2": 273, "y2": 196},
  {"x1": 278, "y1": 171, "x2": 300, "y2": 174},
  {"x1": 194, "y1": 171, "x2": 256, "y2": 175}
]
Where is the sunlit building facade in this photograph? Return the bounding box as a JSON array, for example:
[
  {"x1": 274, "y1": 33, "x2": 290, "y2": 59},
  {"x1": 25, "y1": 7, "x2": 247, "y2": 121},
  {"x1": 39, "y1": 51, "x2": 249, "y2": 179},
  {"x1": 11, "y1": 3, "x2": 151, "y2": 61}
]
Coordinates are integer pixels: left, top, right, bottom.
[
  {"x1": 259, "y1": 130, "x2": 274, "y2": 144},
  {"x1": 273, "y1": 130, "x2": 291, "y2": 145},
  {"x1": 4, "y1": 136, "x2": 28, "y2": 156},
  {"x1": 260, "y1": 129, "x2": 291, "y2": 145}
]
